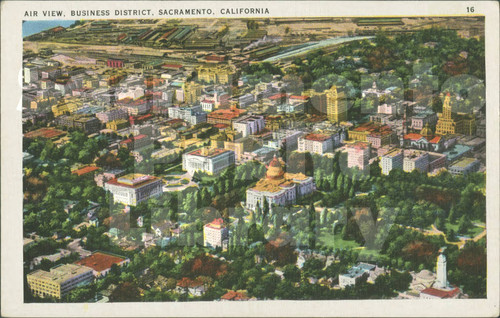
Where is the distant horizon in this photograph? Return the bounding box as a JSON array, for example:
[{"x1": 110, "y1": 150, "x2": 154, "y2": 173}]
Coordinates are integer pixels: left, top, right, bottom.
[{"x1": 23, "y1": 20, "x2": 76, "y2": 38}]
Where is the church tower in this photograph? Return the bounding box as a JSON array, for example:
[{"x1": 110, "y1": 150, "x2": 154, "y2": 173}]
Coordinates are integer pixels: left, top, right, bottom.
[{"x1": 435, "y1": 253, "x2": 448, "y2": 289}]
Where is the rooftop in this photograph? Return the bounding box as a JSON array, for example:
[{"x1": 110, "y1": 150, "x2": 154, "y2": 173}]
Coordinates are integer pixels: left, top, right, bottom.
[
  {"x1": 120, "y1": 134, "x2": 149, "y2": 144},
  {"x1": 346, "y1": 141, "x2": 370, "y2": 150},
  {"x1": 106, "y1": 173, "x2": 160, "y2": 188},
  {"x1": 207, "y1": 108, "x2": 247, "y2": 121},
  {"x1": 303, "y1": 133, "x2": 331, "y2": 142},
  {"x1": 383, "y1": 148, "x2": 403, "y2": 158},
  {"x1": 28, "y1": 264, "x2": 93, "y2": 284},
  {"x1": 72, "y1": 166, "x2": 99, "y2": 176},
  {"x1": 205, "y1": 218, "x2": 226, "y2": 230},
  {"x1": 74, "y1": 251, "x2": 127, "y2": 272},
  {"x1": 24, "y1": 127, "x2": 66, "y2": 139},
  {"x1": 188, "y1": 147, "x2": 231, "y2": 158},
  {"x1": 421, "y1": 287, "x2": 460, "y2": 298},
  {"x1": 450, "y1": 157, "x2": 479, "y2": 168}
]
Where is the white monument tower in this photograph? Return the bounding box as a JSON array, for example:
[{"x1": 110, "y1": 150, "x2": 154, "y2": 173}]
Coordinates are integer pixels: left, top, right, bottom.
[{"x1": 435, "y1": 253, "x2": 447, "y2": 289}]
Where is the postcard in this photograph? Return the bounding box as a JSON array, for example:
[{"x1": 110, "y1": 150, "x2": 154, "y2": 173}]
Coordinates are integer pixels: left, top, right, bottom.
[{"x1": 1, "y1": 1, "x2": 499, "y2": 317}]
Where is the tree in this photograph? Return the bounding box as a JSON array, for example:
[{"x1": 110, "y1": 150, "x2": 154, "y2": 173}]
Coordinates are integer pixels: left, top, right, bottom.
[
  {"x1": 109, "y1": 282, "x2": 141, "y2": 302},
  {"x1": 457, "y1": 215, "x2": 472, "y2": 235},
  {"x1": 283, "y1": 264, "x2": 301, "y2": 282}
]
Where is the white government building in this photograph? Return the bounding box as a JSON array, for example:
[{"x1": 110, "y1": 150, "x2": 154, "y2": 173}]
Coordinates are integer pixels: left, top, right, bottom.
[
  {"x1": 245, "y1": 155, "x2": 315, "y2": 211},
  {"x1": 104, "y1": 173, "x2": 163, "y2": 206},
  {"x1": 182, "y1": 147, "x2": 235, "y2": 175}
]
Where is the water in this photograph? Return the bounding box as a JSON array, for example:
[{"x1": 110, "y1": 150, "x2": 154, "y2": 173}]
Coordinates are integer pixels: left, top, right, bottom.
[
  {"x1": 23, "y1": 20, "x2": 76, "y2": 38},
  {"x1": 264, "y1": 35, "x2": 375, "y2": 62}
]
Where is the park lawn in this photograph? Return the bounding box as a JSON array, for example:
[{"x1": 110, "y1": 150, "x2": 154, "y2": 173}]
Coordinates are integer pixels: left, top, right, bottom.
[
  {"x1": 358, "y1": 248, "x2": 382, "y2": 260},
  {"x1": 200, "y1": 175, "x2": 218, "y2": 183},
  {"x1": 319, "y1": 229, "x2": 361, "y2": 249}
]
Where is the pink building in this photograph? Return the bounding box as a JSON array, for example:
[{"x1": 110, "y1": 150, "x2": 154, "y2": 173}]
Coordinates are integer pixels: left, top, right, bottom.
[
  {"x1": 346, "y1": 142, "x2": 371, "y2": 170},
  {"x1": 203, "y1": 218, "x2": 229, "y2": 249}
]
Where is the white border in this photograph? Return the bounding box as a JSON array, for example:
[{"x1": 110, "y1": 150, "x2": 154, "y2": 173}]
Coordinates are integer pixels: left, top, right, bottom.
[{"x1": 2, "y1": 1, "x2": 499, "y2": 317}]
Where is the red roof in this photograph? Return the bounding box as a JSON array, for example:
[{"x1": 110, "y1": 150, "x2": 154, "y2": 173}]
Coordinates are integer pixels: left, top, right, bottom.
[
  {"x1": 421, "y1": 287, "x2": 460, "y2": 298},
  {"x1": 347, "y1": 142, "x2": 370, "y2": 150},
  {"x1": 304, "y1": 133, "x2": 331, "y2": 142},
  {"x1": 205, "y1": 218, "x2": 226, "y2": 230},
  {"x1": 208, "y1": 108, "x2": 246, "y2": 120},
  {"x1": 163, "y1": 64, "x2": 183, "y2": 69},
  {"x1": 290, "y1": 95, "x2": 308, "y2": 100},
  {"x1": 177, "y1": 277, "x2": 203, "y2": 288},
  {"x1": 202, "y1": 99, "x2": 215, "y2": 103},
  {"x1": 213, "y1": 123, "x2": 229, "y2": 129},
  {"x1": 269, "y1": 93, "x2": 288, "y2": 100},
  {"x1": 221, "y1": 290, "x2": 249, "y2": 300},
  {"x1": 404, "y1": 133, "x2": 424, "y2": 141},
  {"x1": 428, "y1": 136, "x2": 442, "y2": 143},
  {"x1": 24, "y1": 127, "x2": 66, "y2": 139},
  {"x1": 72, "y1": 166, "x2": 99, "y2": 176},
  {"x1": 74, "y1": 252, "x2": 126, "y2": 272},
  {"x1": 211, "y1": 218, "x2": 224, "y2": 225},
  {"x1": 120, "y1": 134, "x2": 148, "y2": 144}
]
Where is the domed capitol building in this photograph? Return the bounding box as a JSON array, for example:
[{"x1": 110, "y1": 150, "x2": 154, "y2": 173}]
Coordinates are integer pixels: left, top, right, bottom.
[{"x1": 245, "y1": 155, "x2": 315, "y2": 211}]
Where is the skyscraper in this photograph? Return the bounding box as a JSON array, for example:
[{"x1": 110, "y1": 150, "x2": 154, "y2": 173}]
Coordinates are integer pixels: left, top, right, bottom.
[{"x1": 326, "y1": 86, "x2": 347, "y2": 123}]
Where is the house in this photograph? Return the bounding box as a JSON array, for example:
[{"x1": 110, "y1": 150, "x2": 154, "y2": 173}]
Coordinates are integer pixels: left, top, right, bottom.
[
  {"x1": 220, "y1": 290, "x2": 251, "y2": 301},
  {"x1": 151, "y1": 221, "x2": 177, "y2": 237},
  {"x1": 175, "y1": 277, "x2": 206, "y2": 296}
]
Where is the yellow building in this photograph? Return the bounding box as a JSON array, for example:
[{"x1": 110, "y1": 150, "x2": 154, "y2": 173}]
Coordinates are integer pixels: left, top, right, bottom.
[
  {"x1": 106, "y1": 118, "x2": 130, "y2": 131},
  {"x1": 184, "y1": 81, "x2": 203, "y2": 105},
  {"x1": 27, "y1": 264, "x2": 94, "y2": 299},
  {"x1": 435, "y1": 93, "x2": 476, "y2": 136},
  {"x1": 31, "y1": 97, "x2": 57, "y2": 110},
  {"x1": 84, "y1": 79, "x2": 100, "y2": 89},
  {"x1": 224, "y1": 137, "x2": 257, "y2": 160},
  {"x1": 197, "y1": 65, "x2": 235, "y2": 84},
  {"x1": 51, "y1": 99, "x2": 81, "y2": 117},
  {"x1": 326, "y1": 86, "x2": 347, "y2": 123}
]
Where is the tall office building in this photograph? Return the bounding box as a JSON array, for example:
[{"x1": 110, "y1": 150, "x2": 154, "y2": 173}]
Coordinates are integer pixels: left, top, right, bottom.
[{"x1": 326, "y1": 86, "x2": 347, "y2": 123}]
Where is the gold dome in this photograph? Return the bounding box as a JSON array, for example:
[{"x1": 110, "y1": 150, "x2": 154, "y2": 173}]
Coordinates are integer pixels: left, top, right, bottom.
[
  {"x1": 421, "y1": 123, "x2": 433, "y2": 138},
  {"x1": 266, "y1": 155, "x2": 285, "y2": 180}
]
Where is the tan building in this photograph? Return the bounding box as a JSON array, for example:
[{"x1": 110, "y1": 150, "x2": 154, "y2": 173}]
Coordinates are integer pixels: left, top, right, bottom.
[
  {"x1": 27, "y1": 264, "x2": 94, "y2": 299},
  {"x1": 326, "y1": 86, "x2": 347, "y2": 123},
  {"x1": 435, "y1": 93, "x2": 476, "y2": 136},
  {"x1": 349, "y1": 122, "x2": 393, "y2": 143},
  {"x1": 52, "y1": 99, "x2": 81, "y2": 117},
  {"x1": 106, "y1": 118, "x2": 130, "y2": 131},
  {"x1": 197, "y1": 65, "x2": 235, "y2": 84},
  {"x1": 184, "y1": 81, "x2": 203, "y2": 105},
  {"x1": 224, "y1": 137, "x2": 258, "y2": 160}
]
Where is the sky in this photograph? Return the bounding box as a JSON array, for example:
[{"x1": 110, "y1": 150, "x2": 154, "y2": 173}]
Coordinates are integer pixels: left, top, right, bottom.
[{"x1": 23, "y1": 20, "x2": 76, "y2": 38}]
